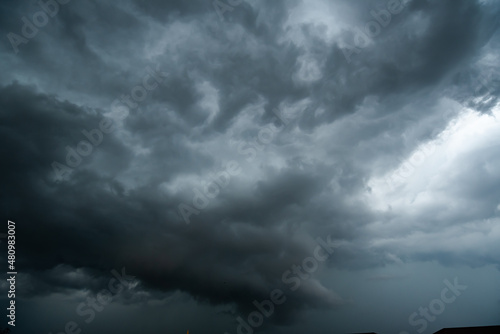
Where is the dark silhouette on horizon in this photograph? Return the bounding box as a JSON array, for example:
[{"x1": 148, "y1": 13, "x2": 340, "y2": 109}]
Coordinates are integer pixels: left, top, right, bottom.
[
  {"x1": 351, "y1": 325, "x2": 500, "y2": 334},
  {"x1": 433, "y1": 325, "x2": 500, "y2": 333}
]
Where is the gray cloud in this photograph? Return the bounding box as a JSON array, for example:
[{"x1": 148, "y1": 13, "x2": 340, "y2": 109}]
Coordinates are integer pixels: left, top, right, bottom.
[{"x1": 0, "y1": 0, "x2": 499, "y2": 333}]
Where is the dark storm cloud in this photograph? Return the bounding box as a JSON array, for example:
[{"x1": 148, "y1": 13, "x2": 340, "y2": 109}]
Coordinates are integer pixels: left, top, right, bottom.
[
  {"x1": 0, "y1": 83, "x2": 342, "y2": 323},
  {"x1": 314, "y1": 0, "x2": 499, "y2": 125},
  {"x1": 1, "y1": 0, "x2": 500, "y2": 333},
  {"x1": 131, "y1": 0, "x2": 212, "y2": 20}
]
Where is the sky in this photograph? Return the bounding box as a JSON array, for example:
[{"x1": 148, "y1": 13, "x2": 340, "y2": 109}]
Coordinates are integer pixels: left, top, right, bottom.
[{"x1": 0, "y1": 0, "x2": 500, "y2": 333}]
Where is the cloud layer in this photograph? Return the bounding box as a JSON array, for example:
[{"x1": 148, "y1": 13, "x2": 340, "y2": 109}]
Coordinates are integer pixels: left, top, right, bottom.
[{"x1": 0, "y1": 0, "x2": 499, "y2": 333}]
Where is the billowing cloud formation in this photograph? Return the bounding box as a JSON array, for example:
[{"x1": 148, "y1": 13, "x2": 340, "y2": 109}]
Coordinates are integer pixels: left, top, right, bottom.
[{"x1": 0, "y1": 0, "x2": 499, "y2": 333}]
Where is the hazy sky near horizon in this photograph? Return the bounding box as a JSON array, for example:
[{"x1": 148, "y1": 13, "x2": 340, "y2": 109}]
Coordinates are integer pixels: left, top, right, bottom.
[{"x1": 0, "y1": 0, "x2": 500, "y2": 333}]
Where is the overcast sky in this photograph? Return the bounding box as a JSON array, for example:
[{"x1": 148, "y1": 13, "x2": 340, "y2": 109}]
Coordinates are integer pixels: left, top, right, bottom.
[{"x1": 1, "y1": 0, "x2": 500, "y2": 333}]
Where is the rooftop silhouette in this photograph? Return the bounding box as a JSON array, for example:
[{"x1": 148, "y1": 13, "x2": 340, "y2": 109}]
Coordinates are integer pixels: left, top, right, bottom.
[
  {"x1": 349, "y1": 325, "x2": 500, "y2": 334},
  {"x1": 433, "y1": 325, "x2": 500, "y2": 333}
]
